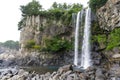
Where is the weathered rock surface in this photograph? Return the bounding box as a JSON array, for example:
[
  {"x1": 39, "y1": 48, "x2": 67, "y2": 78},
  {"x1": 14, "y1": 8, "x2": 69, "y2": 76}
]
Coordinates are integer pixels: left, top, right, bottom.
[
  {"x1": 19, "y1": 15, "x2": 74, "y2": 66},
  {"x1": 0, "y1": 50, "x2": 74, "y2": 67},
  {"x1": 1, "y1": 65, "x2": 120, "y2": 80},
  {"x1": 20, "y1": 15, "x2": 73, "y2": 53},
  {"x1": 97, "y1": 0, "x2": 120, "y2": 31}
]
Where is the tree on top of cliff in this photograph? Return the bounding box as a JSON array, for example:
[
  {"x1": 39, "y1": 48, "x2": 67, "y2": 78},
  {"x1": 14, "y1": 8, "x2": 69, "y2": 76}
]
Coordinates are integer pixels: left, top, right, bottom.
[
  {"x1": 89, "y1": 0, "x2": 108, "y2": 12},
  {"x1": 52, "y1": 2, "x2": 58, "y2": 9},
  {"x1": 20, "y1": 0, "x2": 42, "y2": 16},
  {"x1": 18, "y1": 1, "x2": 83, "y2": 30},
  {"x1": 51, "y1": 2, "x2": 82, "y2": 11}
]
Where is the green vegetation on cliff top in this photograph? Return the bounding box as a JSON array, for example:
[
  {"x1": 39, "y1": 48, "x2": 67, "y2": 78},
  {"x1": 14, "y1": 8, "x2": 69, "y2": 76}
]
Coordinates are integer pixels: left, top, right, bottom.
[
  {"x1": 18, "y1": 0, "x2": 83, "y2": 30},
  {"x1": 18, "y1": 0, "x2": 82, "y2": 53},
  {"x1": 20, "y1": 0, "x2": 42, "y2": 16},
  {"x1": 89, "y1": 0, "x2": 108, "y2": 12}
]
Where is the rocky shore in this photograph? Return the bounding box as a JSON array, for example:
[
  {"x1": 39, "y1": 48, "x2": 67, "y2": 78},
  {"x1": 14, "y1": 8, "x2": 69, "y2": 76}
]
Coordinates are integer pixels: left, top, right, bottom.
[
  {"x1": 0, "y1": 46, "x2": 120, "y2": 80},
  {"x1": 0, "y1": 64, "x2": 120, "y2": 80},
  {"x1": 0, "y1": 48, "x2": 120, "y2": 80}
]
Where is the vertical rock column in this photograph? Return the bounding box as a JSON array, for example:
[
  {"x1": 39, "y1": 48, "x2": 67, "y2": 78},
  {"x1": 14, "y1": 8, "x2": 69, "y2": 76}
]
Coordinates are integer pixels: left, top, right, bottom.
[{"x1": 20, "y1": 15, "x2": 42, "y2": 53}]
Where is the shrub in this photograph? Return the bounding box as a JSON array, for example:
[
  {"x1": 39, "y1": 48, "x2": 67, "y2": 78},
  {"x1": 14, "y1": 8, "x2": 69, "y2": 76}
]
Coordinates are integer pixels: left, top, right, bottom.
[
  {"x1": 89, "y1": 0, "x2": 108, "y2": 12},
  {"x1": 25, "y1": 40, "x2": 42, "y2": 51},
  {"x1": 44, "y1": 37, "x2": 72, "y2": 52},
  {"x1": 33, "y1": 45, "x2": 41, "y2": 50},
  {"x1": 25, "y1": 40, "x2": 35, "y2": 49},
  {"x1": 18, "y1": 17, "x2": 26, "y2": 30},
  {"x1": 106, "y1": 28, "x2": 120, "y2": 50},
  {"x1": 94, "y1": 35, "x2": 106, "y2": 43}
]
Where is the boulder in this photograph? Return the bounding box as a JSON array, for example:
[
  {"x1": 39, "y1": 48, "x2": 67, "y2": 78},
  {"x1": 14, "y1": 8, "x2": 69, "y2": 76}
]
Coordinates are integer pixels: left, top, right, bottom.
[
  {"x1": 60, "y1": 70, "x2": 72, "y2": 79},
  {"x1": 112, "y1": 47, "x2": 120, "y2": 53},
  {"x1": 58, "y1": 65, "x2": 72, "y2": 74},
  {"x1": 109, "y1": 65, "x2": 120, "y2": 77},
  {"x1": 112, "y1": 54, "x2": 120, "y2": 58},
  {"x1": 67, "y1": 74, "x2": 75, "y2": 80},
  {"x1": 95, "y1": 68, "x2": 106, "y2": 80}
]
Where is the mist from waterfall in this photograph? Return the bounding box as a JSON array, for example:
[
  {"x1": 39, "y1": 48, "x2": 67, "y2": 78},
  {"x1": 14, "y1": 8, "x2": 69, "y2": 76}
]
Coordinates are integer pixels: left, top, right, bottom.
[{"x1": 74, "y1": 8, "x2": 91, "y2": 69}]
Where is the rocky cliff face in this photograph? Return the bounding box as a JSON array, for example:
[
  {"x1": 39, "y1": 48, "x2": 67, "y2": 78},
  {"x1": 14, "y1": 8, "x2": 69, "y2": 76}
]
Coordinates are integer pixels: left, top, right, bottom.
[
  {"x1": 97, "y1": 0, "x2": 120, "y2": 31},
  {"x1": 19, "y1": 15, "x2": 74, "y2": 66},
  {"x1": 20, "y1": 15, "x2": 47, "y2": 52},
  {"x1": 94, "y1": 0, "x2": 120, "y2": 64},
  {"x1": 95, "y1": 0, "x2": 120, "y2": 48},
  {"x1": 20, "y1": 15, "x2": 73, "y2": 53}
]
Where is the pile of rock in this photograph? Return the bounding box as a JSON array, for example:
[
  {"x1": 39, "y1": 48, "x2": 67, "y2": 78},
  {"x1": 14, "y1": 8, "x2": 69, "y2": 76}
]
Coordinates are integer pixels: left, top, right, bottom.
[{"x1": 0, "y1": 64, "x2": 120, "y2": 80}]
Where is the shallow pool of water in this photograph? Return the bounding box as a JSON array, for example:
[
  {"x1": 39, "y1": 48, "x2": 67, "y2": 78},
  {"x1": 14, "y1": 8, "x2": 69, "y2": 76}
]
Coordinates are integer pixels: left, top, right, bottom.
[{"x1": 22, "y1": 66, "x2": 59, "y2": 74}]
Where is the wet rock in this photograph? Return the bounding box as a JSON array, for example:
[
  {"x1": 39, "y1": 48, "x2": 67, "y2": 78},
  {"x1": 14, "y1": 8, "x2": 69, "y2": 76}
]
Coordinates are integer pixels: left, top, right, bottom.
[{"x1": 58, "y1": 65, "x2": 72, "y2": 74}]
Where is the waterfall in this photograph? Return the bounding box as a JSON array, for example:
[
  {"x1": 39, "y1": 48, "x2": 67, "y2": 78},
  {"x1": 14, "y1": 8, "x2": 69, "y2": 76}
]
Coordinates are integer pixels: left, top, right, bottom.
[
  {"x1": 81, "y1": 8, "x2": 91, "y2": 69},
  {"x1": 74, "y1": 8, "x2": 91, "y2": 69},
  {"x1": 74, "y1": 11, "x2": 80, "y2": 66},
  {"x1": 74, "y1": 10, "x2": 83, "y2": 66}
]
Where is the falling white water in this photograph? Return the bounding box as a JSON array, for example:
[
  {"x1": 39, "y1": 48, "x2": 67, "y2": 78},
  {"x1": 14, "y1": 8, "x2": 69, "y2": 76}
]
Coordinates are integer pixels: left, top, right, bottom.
[
  {"x1": 74, "y1": 10, "x2": 84, "y2": 66},
  {"x1": 81, "y1": 8, "x2": 91, "y2": 69},
  {"x1": 74, "y1": 11, "x2": 80, "y2": 66}
]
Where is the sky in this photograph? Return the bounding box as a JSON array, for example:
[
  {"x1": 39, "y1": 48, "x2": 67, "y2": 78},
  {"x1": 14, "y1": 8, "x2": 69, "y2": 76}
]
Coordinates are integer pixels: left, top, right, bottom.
[{"x1": 0, "y1": 0, "x2": 88, "y2": 42}]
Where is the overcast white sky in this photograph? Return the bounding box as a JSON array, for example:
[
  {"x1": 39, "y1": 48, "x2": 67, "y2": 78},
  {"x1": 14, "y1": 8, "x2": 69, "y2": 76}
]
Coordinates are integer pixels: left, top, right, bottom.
[{"x1": 0, "y1": 0, "x2": 88, "y2": 42}]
